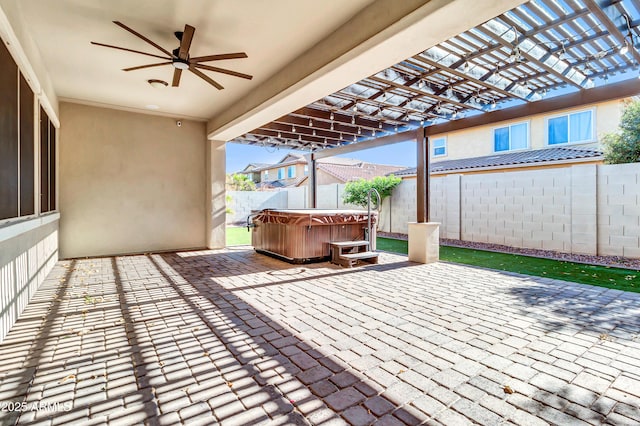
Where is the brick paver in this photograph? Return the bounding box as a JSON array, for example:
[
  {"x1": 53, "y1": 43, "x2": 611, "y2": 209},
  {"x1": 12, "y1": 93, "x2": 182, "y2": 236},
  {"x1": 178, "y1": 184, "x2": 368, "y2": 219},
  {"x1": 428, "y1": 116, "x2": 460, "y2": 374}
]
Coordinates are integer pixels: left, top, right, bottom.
[{"x1": 0, "y1": 248, "x2": 639, "y2": 425}]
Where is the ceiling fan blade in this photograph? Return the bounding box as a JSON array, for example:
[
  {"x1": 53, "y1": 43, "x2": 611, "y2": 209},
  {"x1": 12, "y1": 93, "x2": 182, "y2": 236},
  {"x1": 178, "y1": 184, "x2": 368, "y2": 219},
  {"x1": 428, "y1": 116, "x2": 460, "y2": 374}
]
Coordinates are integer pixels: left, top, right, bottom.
[
  {"x1": 172, "y1": 68, "x2": 182, "y2": 87},
  {"x1": 194, "y1": 63, "x2": 253, "y2": 80},
  {"x1": 190, "y1": 52, "x2": 248, "y2": 62},
  {"x1": 189, "y1": 66, "x2": 224, "y2": 90},
  {"x1": 177, "y1": 24, "x2": 195, "y2": 60},
  {"x1": 122, "y1": 61, "x2": 172, "y2": 72},
  {"x1": 90, "y1": 42, "x2": 168, "y2": 60},
  {"x1": 113, "y1": 21, "x2": 173, "y2": 58}
]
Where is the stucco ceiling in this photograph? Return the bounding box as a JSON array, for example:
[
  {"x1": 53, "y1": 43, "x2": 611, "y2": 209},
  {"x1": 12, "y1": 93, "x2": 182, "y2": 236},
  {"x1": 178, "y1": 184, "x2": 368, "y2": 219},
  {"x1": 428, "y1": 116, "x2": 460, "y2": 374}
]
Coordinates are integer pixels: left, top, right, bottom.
[{"x1": 15, "y1": 0, "x2": 374, "y2": 121}]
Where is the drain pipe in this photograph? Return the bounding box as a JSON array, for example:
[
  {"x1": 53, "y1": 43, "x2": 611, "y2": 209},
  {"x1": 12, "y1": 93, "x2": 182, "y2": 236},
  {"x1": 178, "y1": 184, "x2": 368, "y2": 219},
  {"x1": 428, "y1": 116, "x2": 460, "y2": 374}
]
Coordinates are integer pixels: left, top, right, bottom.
[{"x1": 367, "y1": 188, "x2": 381, "y2": 243}]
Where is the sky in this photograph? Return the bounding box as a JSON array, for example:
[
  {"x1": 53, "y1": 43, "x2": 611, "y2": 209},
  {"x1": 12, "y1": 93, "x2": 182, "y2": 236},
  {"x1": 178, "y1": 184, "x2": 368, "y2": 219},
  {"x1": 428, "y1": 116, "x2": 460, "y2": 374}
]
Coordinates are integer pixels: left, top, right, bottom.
[{"x1": 226, "y1": 141, "x2": 417, "y2": 173}]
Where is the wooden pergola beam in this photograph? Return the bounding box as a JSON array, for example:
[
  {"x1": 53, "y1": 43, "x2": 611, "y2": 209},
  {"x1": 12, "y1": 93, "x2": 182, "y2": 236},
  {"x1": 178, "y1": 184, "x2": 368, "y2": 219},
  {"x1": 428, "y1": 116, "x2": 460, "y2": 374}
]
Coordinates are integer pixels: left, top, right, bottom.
[
  {"x1": 583, "y1": 0, "x2": 640, "y2": 64},
  {"x1": 369, "y1": 74, "x2": 485, "y2": 111},
  {"x1": 424, "y1": 77, "x2": 639, "y2": 136},
  {"x1": 409, "y1": 56, "x2": 528, "y2": 101},
  {"x1": 474, "y1": 25, "x2": 584, "y2": 89},
  {"x1": 287, "y1": 106, "x2": 399, "y2": 133},
  {"x1": 311, "y1": 130, "x2": 414, "y2": 159},
  {"x1": 448, "y1": 7, "x2": 593, "y2": 70}
]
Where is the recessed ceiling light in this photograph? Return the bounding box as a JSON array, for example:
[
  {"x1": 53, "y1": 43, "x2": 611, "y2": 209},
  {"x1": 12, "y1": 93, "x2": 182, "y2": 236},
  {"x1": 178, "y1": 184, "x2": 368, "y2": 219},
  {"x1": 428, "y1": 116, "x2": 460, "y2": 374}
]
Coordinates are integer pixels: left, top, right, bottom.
[
  {"x1": 145, "y1": 104, "x2": 160, "y2": 110},
  {"x1": 148, "y1": 79, "x2": 168, "y2": 89}
]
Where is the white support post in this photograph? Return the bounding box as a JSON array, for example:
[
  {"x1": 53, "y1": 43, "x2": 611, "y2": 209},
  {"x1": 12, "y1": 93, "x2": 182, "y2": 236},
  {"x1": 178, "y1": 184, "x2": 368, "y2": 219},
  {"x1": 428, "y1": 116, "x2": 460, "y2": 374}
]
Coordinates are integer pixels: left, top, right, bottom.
[{"x1": 206, "y1": 140, "x2": 226, "y2": 249}]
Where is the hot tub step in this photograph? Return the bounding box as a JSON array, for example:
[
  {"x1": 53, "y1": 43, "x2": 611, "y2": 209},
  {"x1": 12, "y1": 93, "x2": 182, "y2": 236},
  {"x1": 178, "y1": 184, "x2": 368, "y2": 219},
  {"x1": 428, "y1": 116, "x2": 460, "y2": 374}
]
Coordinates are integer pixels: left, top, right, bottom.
[
  {"x1": 334, "y1": 251, "x2": 379, "y2": 267},
  {"x1": 329, "y1": 240, "x2": 370, "y2": 248},
  {"x1": 340, "y1": 251, "x2": 379, "y2": 260},
  {"x1": 329, "y1": 240, "x2": 377, "y2": 267}
]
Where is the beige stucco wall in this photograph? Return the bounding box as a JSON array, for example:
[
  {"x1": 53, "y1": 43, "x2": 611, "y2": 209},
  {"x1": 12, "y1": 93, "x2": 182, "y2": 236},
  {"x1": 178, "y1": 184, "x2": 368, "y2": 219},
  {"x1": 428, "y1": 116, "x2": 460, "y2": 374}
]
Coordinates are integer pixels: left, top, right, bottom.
[
  {"x1": 431, "y1": 99, "x2": 624, "y2": 161},
  {"x1": 59, "y1": 102, "x2": 207, "y2": 258},
  {"x1": 316, "y1": 169, "x2": 344, "y2": 185}
]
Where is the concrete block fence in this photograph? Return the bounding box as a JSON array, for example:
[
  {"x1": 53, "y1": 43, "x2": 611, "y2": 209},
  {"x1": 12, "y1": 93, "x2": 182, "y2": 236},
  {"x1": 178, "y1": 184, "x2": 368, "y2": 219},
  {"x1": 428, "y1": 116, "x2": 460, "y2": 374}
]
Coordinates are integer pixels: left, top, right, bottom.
[{"x1": 226, "y1": 163, "x2": 640, "y2": 258}]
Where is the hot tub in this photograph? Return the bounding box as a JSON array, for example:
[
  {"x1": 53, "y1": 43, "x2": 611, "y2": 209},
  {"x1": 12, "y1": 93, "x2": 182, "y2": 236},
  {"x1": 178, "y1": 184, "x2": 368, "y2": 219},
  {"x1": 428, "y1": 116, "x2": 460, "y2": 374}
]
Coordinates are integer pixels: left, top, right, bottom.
[{"x1": 250, "y1": 209, "x2": 377, "y2": 263}]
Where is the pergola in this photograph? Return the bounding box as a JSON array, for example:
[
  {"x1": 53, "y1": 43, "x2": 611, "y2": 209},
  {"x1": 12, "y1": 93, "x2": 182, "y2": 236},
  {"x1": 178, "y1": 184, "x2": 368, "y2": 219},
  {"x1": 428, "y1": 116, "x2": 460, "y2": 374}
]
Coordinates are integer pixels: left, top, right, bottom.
[
  {"x1": 230, "y1": 0, "x2": 640, "y2": 221},
  {"x1": 3, "y1": 2, "x2": 640, "y2": 423}
]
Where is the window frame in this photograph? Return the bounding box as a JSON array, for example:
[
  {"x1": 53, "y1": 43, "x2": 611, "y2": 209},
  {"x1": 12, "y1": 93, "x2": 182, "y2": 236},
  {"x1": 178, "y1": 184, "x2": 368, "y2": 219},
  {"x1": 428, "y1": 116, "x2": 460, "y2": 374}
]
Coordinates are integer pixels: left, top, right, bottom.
[
  {"x1": 0, "y1": 30, "x2": 57, "y2": 228},
  {"x1": 277, "y1": 167, "x2": 285, "y2": 179},
  {"x1": 287, "y1": 165, "x2": 296, "y2": 178},
  {"x1": 492, "y1": 120, "x2": 530, "y2": 153},
  {"x1": 545, "y1": 108, "x2": 595, "y2": 146},
  {"x1": 431, "y1": 137, "x2": 447, "y2": 157}
]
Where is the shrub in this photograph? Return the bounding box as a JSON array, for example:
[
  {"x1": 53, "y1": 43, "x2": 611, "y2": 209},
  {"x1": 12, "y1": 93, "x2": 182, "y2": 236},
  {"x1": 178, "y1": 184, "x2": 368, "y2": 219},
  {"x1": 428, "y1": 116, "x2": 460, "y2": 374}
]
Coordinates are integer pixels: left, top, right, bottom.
[
  {"x1": 342, "y1": 175, "x2": 402, "y2": 208},
  {"x1": 226, "y1": 173, "x2": 256, "y2": 191},
  {"x1": 602, "y1": 100, "x2": 640, "y2": 164}
]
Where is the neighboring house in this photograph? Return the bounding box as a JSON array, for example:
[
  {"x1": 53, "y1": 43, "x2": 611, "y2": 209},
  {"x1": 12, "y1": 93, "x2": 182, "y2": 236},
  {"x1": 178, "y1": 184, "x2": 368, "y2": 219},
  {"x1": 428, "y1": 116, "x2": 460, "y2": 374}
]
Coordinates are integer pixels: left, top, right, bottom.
[
  {"x1": 238, "y1": 154, "x2": 405, "y2": 189},
  {"x1": 240, "y1": 162, "x2": 271, "y2": 183},
  {"x1": 393, "y1": 99, "x2": 621, "y2": 178},
  {"x1": 240, "y1": 153, "x2": 308, "y2": 189}
]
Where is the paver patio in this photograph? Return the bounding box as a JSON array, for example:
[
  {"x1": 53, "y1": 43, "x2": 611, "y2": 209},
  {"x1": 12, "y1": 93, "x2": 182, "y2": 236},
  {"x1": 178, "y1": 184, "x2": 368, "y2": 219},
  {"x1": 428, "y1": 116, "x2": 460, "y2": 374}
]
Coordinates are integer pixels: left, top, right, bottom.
[{"x1": 1, "y1": 247, "x2": 639, "y2": 425}]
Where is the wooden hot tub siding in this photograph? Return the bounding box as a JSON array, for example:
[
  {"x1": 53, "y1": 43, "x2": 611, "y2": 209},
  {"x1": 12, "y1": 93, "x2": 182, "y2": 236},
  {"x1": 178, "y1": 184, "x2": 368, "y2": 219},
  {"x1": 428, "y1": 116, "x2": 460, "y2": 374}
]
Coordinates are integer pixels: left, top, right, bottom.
[{"x1": 251, "y1": 209, "x2": 377, "y2": 263}]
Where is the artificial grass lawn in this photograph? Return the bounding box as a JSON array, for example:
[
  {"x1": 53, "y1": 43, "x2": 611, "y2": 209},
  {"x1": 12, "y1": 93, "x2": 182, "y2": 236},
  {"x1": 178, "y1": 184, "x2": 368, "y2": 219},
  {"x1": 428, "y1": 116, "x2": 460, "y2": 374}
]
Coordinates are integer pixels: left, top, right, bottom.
[
  {"x1": 377, "y1": 237, "x2": 640, "y2": 293},
  {"x1": 226, "y1": 228, "x2": 639, "y2": 292},
  {"x1": 227, "y1": 226, "x2": 252, "y2": 246}
]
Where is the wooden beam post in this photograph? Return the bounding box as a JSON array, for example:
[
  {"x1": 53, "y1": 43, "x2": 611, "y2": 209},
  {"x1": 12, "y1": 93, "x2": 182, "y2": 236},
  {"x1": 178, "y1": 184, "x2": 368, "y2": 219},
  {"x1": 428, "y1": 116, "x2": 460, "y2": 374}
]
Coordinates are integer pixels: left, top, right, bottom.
[{"x1": 416, "y1": 127, "x2": 429, "y2": 223}]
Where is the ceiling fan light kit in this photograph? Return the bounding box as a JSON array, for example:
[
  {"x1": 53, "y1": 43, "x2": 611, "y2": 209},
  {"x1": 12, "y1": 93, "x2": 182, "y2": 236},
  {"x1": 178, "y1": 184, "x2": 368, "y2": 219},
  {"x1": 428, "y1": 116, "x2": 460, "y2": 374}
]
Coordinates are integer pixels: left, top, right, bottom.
[
  {"x1": 92, "y1": 21, "x2": 253, "y2": 90},
  {"x1": 172, "y1": 61, "x2": 189, "y2": 70}
]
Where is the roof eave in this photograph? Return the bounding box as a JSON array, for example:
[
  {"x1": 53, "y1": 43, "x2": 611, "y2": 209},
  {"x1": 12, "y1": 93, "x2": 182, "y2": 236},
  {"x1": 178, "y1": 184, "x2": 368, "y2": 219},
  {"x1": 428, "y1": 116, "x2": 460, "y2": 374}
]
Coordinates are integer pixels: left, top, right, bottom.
[{"x1": 398, "y1": 156, "x2": 603, "y2": 177}]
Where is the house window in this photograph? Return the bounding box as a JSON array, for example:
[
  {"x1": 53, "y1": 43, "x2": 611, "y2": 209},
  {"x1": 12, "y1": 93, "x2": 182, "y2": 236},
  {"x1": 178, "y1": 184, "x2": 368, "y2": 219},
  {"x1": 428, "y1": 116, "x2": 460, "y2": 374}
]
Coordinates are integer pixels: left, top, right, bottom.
[
  {"x1": 548, "y1": 110, "x2": 593, "y2": 145},
  {"x1": 287, "y1": 165, "x2": 296, "y2": 178},
  {"x1": 264, "y1": 170, "x2": 269, "y2": 180},
  {"x1": 304, "y1": 165, "x2": 309, "y2": 176},
  {"x1": 277, "y1": 167, "x2": 285, "y2": 179},
  {"x1": 0, "y1": 43, "x2": 19, "y2": 220},
  {"x1": 494, "y1": 122, "x2": 529, "y2": 152},
  {"x1": 0, "y1": 42, "x2": 38, "y2": 220},
  {"x1": 432, "y1": 137, "x2": 446, "y2": 157}
]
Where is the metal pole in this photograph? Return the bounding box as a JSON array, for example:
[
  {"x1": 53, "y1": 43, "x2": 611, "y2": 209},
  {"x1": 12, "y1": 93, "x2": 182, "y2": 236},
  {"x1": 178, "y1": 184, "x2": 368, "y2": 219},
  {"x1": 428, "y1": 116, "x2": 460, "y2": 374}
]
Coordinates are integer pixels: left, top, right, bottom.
[
  {"x1": 367, "y1": 188, "x2": 381, "y2": 242},
  {"x1": 309, "y1": 153, "x2": 317, "y2": 208}
]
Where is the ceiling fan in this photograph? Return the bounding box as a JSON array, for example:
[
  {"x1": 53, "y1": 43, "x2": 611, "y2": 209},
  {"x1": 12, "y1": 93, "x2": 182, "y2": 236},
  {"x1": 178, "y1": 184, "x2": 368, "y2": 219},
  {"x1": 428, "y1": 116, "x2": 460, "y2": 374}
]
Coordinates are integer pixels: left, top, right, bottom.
[{"x1": 91, "y1": 21, "x2": 253, "y2": 90}]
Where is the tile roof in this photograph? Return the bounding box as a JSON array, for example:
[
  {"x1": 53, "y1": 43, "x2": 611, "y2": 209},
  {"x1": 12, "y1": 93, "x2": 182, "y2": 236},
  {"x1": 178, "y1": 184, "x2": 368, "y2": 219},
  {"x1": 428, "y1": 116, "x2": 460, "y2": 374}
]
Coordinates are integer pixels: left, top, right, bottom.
[
  {"x1": 242, "y1": 155, "x2": 382, "y2": 173},
  {"x1": 392, "y1": 146, "x2": 603, "y2": 176},
  {"x1": 316, "y1": 157, "x2": 363, "y2": 166},
  {"x1": 318, "y1": 162, "x2": 406, "y2": 182},
  {"x1": 242, "y1": 163, "x2": 271, "y2": 172},
  {"x1": 256, "y1": 176, "x2": 307, "y2": 189},
  {"x1": 250, "y1": 158, "x2": 306, "y2": 173}
]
